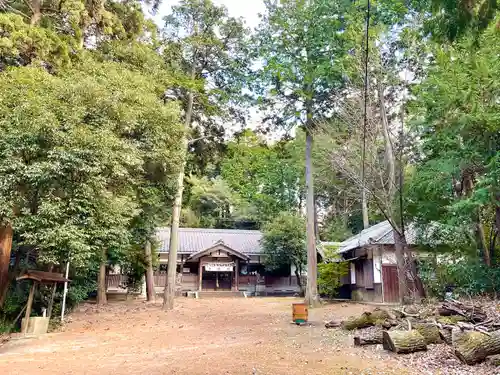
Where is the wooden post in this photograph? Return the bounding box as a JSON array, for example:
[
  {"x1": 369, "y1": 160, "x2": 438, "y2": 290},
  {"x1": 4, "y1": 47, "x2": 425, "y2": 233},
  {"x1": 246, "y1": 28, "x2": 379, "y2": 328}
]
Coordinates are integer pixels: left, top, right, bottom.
[
  {"x1": 23, "y1": 281, "x2": 37, "y2": 334},
  {"x1": 234, "y1": 260, "x2": 239, "y2": 291},
  {"x1": 179, "y1": 254, "x2": 184, "y2": 286},
  {"x1": 61, "y1": 261, "x2": 70, "y2": 322},
  {"x1": 198, "y1": 261, "x2": 202, "y2": 291}
]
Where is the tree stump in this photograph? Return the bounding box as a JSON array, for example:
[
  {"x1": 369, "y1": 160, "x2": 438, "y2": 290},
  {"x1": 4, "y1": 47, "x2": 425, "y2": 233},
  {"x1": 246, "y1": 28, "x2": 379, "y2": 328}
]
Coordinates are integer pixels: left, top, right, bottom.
[
  {"x1": 354, "y1": 330, "x2": 384, "y2": 346},
  {"x1": 414, "y1": 323, "x2": 442, "y2": 345},
  {"x1": 382, "y1": 330, "x2": 427, "y2": 354},
  {"x1": 454, "y1": 330, "x2": 500, "y2": 365}
]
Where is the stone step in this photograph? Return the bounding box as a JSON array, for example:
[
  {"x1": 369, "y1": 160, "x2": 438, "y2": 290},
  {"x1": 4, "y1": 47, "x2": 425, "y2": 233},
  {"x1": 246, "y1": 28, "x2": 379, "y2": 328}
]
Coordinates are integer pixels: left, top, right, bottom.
[{"x1": 197, "y1": 291, "x2": 245, "y2": 298}]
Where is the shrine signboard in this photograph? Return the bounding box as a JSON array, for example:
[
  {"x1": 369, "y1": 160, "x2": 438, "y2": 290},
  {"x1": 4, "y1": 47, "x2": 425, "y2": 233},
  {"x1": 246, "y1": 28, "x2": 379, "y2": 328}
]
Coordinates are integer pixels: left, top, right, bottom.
[{"x1": 204, "y1": 262, "x2": 234, "y2": 272}]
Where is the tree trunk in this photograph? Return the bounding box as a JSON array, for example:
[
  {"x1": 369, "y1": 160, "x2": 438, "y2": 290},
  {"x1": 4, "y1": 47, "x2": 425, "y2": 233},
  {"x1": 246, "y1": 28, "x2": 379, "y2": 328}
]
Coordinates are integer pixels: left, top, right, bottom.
[
  {"x1": 313, "y1": 195, "x2": 320, "y2": 241},
  {"x1": 294, "y1": 267, "x2": 304, "y2": 297},
  {"x1": 97, "y1": 248, "x2": 107, "y2": 305},
  {"x1": 393, "y1": 229, "x2": 409, "y2": 304},
  {"x1": 495, "y1": 201, "x2": 500, "y2": 244},
  {"x1": 354, "y1": 329, "x2": 384, "y2": 346},
  {"x1": 304, "y1": 129, "x2": 320, "y2": 307},
  {"x1": 378, "y1": 81, "x2": 396, "y2": 201},
  {"x1": 0, "y1": 223, "x2": 13, "y2": 309},
  {"x1": 382, "y1": 330, "x2": 427, "y2": 354},
  {"x1": 454, "y1": 330, "x2": 500, "y2": 365},
  {"x1": 361, "y1": 189, "x2": 369, "y2": 229},
  {"x1": 478, "y1": 217, "x2": 491, "y2": 266},
  {"x1": 30, "y1": 0, "x2": 41, "y2": 25},
  {"x1": 46, "y1": 282, "x2": 57, "y2": 318},
  {"x1": 163, "y1": 59, "x2": 196, "y2": 310},
  {"x1": 144, "y1": 241, "x2": 155, "y2": 302},
  {"x1": 163, "y1": 157, "x2": 185, "y2": 309}
]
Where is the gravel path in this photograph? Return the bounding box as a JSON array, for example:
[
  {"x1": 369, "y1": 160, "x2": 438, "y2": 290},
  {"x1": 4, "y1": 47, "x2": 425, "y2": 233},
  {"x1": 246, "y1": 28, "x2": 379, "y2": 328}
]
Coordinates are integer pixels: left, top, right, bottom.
[{"x1": 1, "y1": 298, "x2": 413, "y2": 375}]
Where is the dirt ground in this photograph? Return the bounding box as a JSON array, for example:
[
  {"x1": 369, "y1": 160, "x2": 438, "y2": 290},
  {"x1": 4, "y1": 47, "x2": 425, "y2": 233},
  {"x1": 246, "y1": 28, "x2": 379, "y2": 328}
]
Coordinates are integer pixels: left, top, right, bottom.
[{"x1": 0, "y1": 297, "x2": 413, "y2": 375}]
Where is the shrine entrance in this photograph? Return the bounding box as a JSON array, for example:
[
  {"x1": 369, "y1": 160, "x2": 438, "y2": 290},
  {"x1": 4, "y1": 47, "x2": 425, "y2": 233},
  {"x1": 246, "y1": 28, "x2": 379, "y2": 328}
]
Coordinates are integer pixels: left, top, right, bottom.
[
  {"x1": 186, "y1": 241, "x2": 249, "y2": 292},
  {"x1": 201, "y1": 271, "x2": 232, "y2": 291}
]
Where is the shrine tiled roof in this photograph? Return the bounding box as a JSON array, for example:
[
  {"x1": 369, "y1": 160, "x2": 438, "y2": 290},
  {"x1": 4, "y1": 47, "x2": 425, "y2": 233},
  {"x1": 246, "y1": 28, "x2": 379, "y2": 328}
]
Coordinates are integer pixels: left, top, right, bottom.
[{"x1": 156, "y1": 228, "x2": 263, "y2": 255}]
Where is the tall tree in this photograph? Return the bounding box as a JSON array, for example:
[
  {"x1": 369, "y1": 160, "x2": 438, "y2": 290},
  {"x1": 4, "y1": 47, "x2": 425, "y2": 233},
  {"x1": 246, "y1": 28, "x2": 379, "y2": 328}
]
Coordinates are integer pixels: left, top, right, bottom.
[
  {"x1": 161, "y1": 0, "x2": 250, "y2": 309},
  {"x1": 0, "y1": 0, "x2": 186, "y2": 311},
  {"x1": 407, "y1": 20, "x2": 500, "y2": 265},
  {"x1": 253, "y1": 0, "x2": 349, "y2": 306}
]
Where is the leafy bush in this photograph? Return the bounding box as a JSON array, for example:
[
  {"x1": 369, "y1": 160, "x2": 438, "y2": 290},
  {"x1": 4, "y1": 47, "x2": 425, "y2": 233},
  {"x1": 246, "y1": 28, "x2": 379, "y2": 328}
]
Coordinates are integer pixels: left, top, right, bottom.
[
  {"x1": 318, "y1": 246, "x2": 348, "y2": 298},
  {"x1": 261, "y1": 212, "x2": 307, "y2": 295},
  {"x1": 419, "y1": 254, "x2": 500, "y2": 298}
]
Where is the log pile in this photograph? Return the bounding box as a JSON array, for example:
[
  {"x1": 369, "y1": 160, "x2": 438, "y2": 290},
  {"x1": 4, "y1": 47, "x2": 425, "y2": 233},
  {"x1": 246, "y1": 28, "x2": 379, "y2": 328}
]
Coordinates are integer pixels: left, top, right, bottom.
[{"x1": 326, "y1": 299, "x2": 500, "y2": 366}]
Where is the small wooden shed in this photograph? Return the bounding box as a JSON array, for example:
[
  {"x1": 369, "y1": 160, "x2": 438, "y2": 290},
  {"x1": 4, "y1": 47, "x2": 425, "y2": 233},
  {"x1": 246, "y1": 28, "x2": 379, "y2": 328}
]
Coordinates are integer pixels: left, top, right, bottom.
[{"x1": 17, "y1": 270, "x2": 70, "y2": 334}]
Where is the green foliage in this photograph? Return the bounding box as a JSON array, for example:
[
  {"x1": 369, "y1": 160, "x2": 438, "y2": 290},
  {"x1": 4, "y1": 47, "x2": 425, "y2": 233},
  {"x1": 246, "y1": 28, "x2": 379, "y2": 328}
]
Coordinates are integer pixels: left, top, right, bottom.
[
  {"x1": 163, "y1": 0, "x2": 251, "y2": 176},
  {"x1": 407, "y1": 21, "x2": 500, "y2": 257},
  {"x1": 419, "y1": 254, "x2": 500, "y2": 298},
  {"x1": 261, "y1": 212, "x2": 306, "y2": 278},
  {"x1": 318, "y1": 247, "x2": 348, "y2": 298},
  {"x1": 253, "y1": 0, "x2": 350, "y2": 129},
  {"x1": 412, "y1": 0, "x2": 500, "y2": 42},
  {"x1": 0, "y1": 14, "x2": 70, "y2": 70},
  {"x1": 0, "y1": 0, "x2": 186, "y2": 322},
  {"x1": 120, "y1": 244, "x2": 149, "y2": 292},
  {"x1": 186, "y1": 175, "x2": 239, "y2": 228},
  {"x1": 220, "y1": 130, "x2": 304, "y2": 224},
  {"x1": 0, "y1": 61, "x2": 183, "y2": 266}
]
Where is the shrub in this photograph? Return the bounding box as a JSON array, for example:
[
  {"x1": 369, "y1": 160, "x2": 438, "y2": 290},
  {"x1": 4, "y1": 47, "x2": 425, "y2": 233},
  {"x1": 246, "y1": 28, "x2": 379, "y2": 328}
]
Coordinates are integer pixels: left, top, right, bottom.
[
  {"x1": 318, "y1": 246, "x2": 348, "y2": 298},
  {"x1": 419, "y1": 254, "x2": 500, "y2": 298}
]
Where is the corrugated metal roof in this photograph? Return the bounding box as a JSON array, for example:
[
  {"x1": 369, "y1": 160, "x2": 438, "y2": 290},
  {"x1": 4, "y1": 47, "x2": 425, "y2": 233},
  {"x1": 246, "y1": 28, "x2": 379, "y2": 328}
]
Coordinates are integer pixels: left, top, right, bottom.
[
  {"x1": 156, "y1": 228, "x2": 263, "y2": 255},
  {"x1": 338, "y1": 220, "x2": 417, "y2": 253}
]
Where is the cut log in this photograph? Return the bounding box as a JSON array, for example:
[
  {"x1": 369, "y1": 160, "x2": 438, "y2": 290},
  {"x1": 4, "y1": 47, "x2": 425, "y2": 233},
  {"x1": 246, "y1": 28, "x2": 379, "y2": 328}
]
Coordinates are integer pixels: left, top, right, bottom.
[
  {"x1": 452, "y1": 327, "x2": 467, "y2": 346},
  {"x1": 437, "y1": 307, "x2": 455, "y2": 316},
  {"x1": 440, "y1": 329, "x2": 453, "y2": 345},
  {"x1": 354, "y1": 330, "x2": 384, "y2": 346},
  {"x1": 454, "y1": 330, "x2": 500, "y2": 365},
  {"x1": 414, "y1": 323, "x2": 442, "y2": 345},
  {"x1": 341, "y1": 308, "x2": 392, "y2": 330},
  {"x1": 437, "y1": 315, "x2": 467, "y2": 325},
  {"x1": 440, "y1": 300, "x2": 487, "y2": 323},
  {"x1": 382, "y1": 330, "x2": 427, "y2": 354},
  {"x1": 342, "y1": 312, "x2": 374, "y2": 330}
]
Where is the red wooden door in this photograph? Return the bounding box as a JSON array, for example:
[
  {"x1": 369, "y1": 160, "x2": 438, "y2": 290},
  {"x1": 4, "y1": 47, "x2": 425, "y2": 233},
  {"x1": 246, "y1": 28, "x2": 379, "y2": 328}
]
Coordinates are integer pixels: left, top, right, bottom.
[{"x1": 382, "y1": 265, "x2": 399, "y2": 303}]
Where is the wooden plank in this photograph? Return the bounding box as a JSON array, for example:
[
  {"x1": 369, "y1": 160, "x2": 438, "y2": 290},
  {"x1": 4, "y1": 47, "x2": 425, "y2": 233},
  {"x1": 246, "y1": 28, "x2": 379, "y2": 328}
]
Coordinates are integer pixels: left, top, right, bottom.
[{"x1": 17, "y1": 270, "x2": 70, "y2": 283}]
